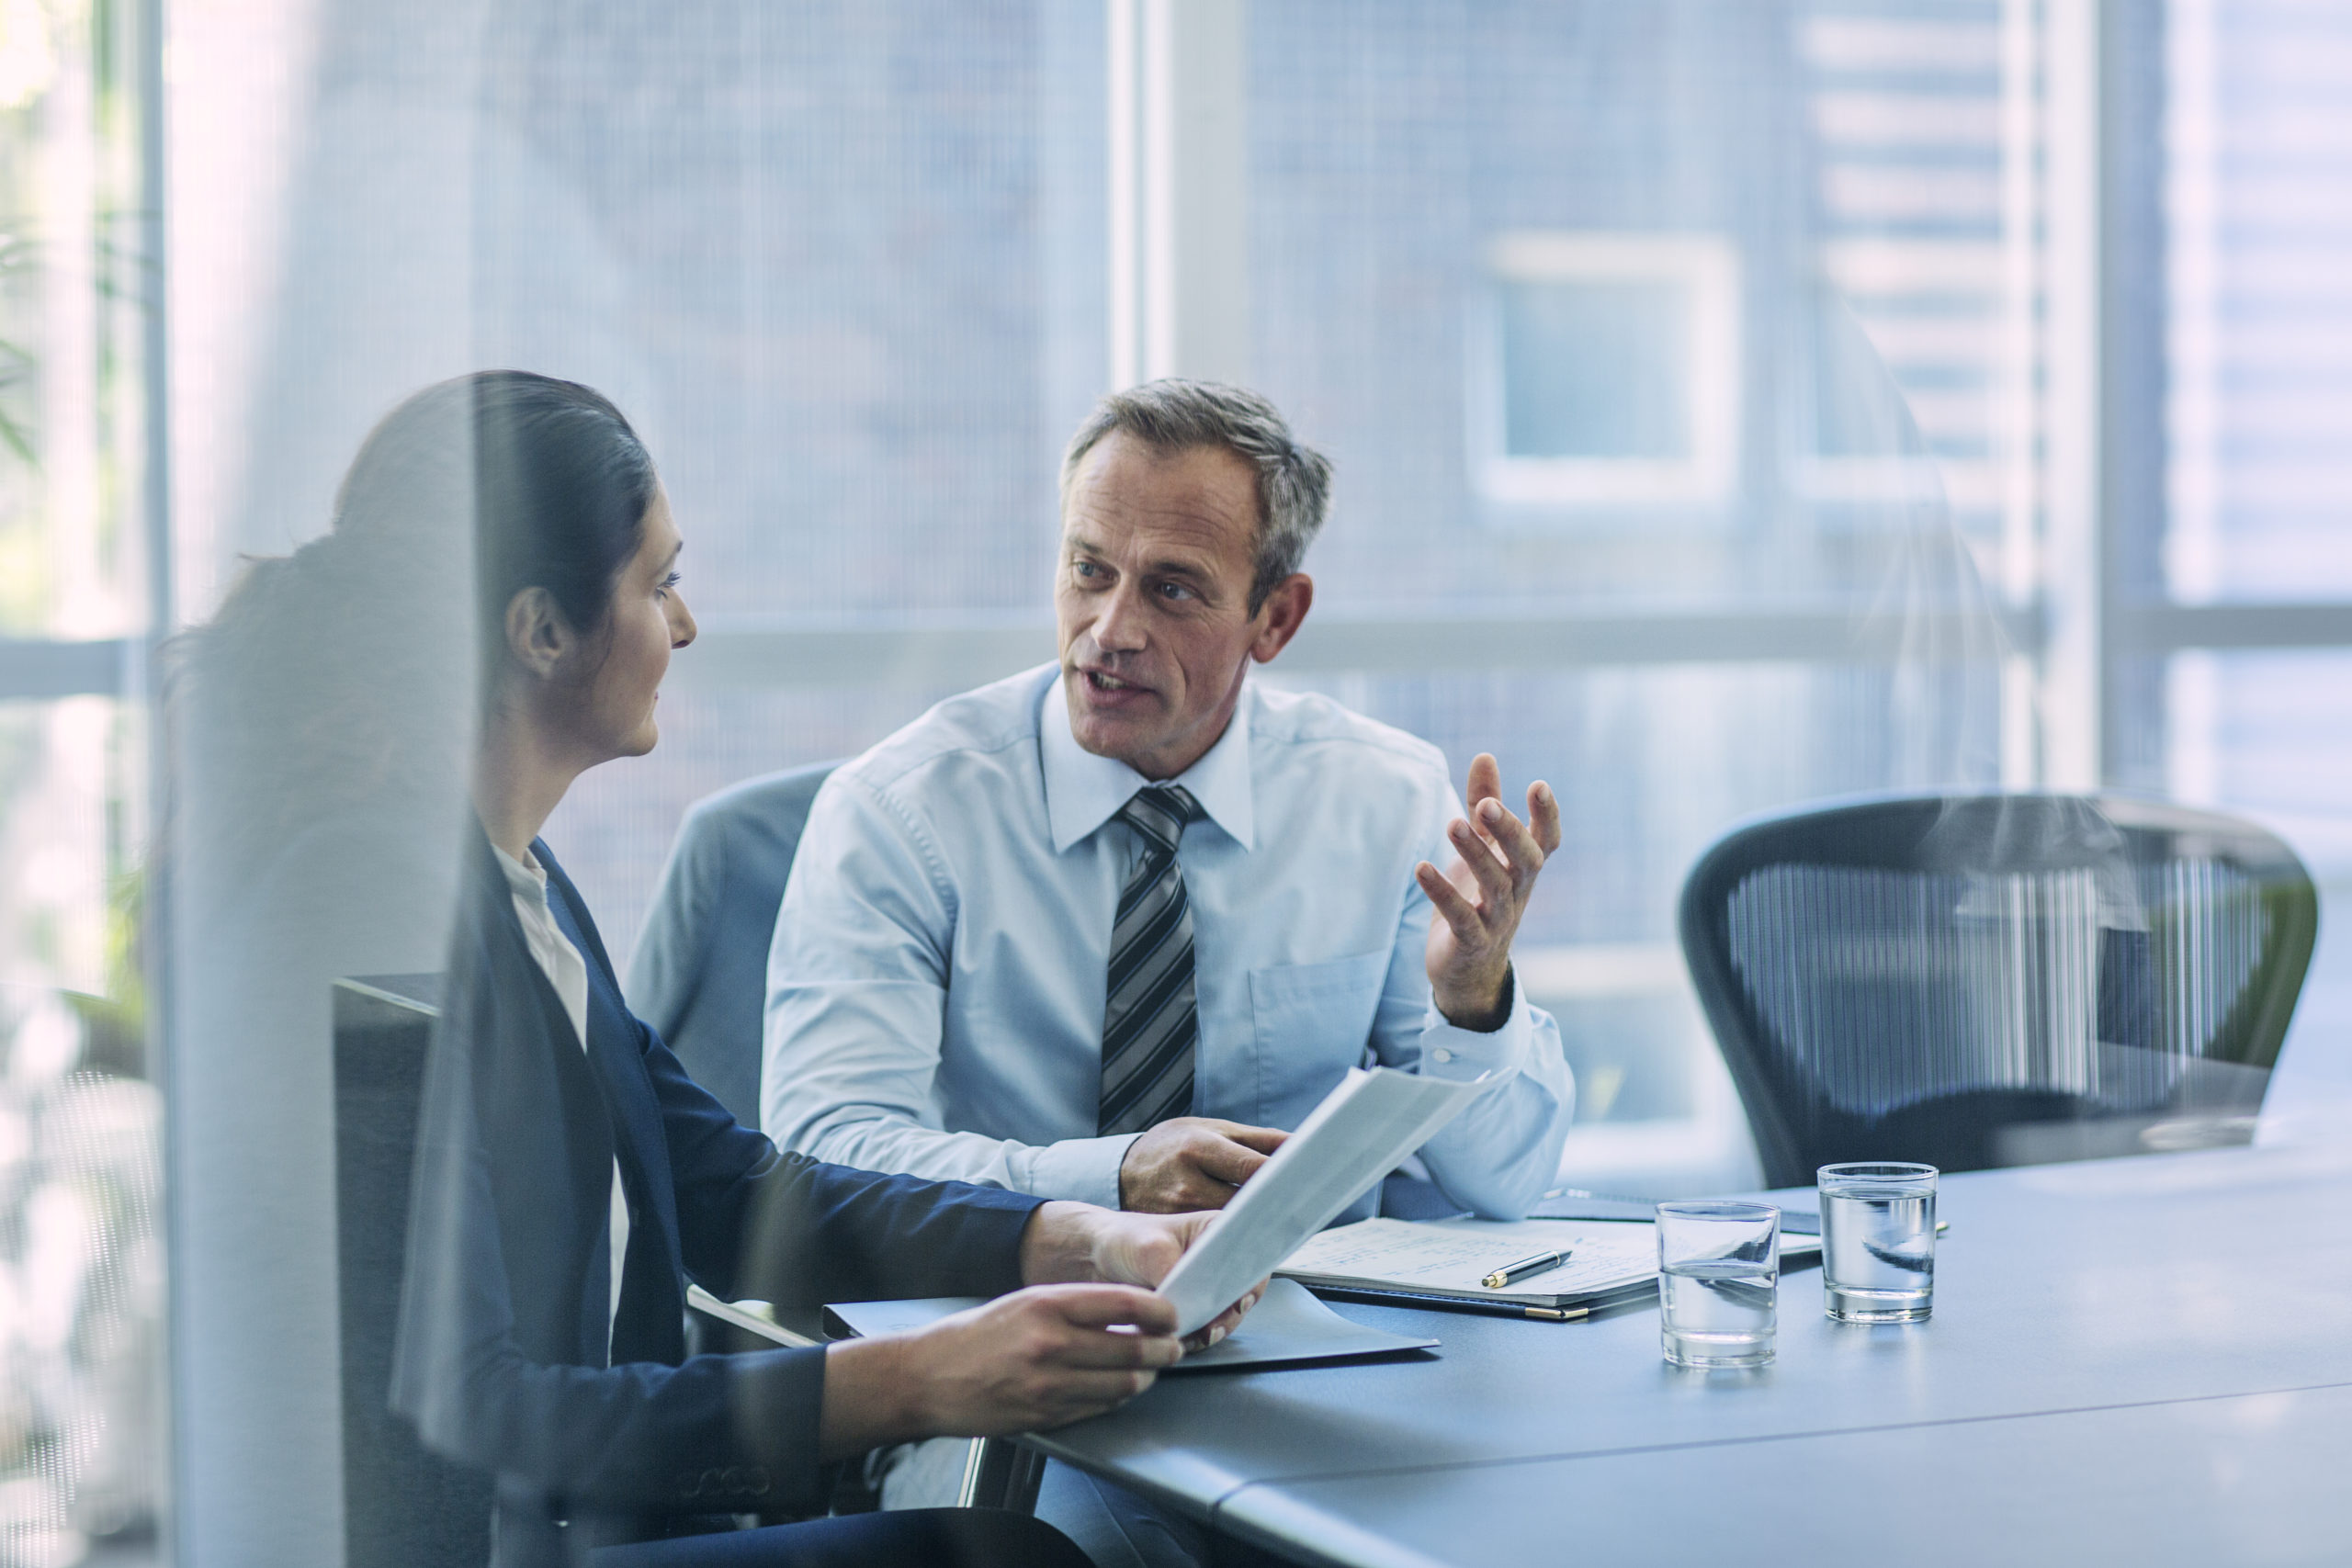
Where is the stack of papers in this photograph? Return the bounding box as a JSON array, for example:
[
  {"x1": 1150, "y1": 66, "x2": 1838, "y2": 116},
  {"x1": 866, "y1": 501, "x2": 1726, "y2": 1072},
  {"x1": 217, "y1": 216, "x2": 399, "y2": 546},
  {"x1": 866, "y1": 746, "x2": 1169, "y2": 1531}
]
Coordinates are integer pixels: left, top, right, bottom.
[{"x1": 1280, "y1": 1216, "x2": 1822, "y2": 1312}]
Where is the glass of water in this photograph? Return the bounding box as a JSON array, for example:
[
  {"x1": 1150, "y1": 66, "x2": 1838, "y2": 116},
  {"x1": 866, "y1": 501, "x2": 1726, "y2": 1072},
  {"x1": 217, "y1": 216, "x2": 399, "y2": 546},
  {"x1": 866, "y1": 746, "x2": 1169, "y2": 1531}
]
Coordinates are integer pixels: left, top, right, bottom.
[
  {"x1": 1655, "y1": 1201, "x2": 1780, "y2": 1368},
  {"x1": 1817, "y1": 1162, "x2": 1939, "y2": 1323}
]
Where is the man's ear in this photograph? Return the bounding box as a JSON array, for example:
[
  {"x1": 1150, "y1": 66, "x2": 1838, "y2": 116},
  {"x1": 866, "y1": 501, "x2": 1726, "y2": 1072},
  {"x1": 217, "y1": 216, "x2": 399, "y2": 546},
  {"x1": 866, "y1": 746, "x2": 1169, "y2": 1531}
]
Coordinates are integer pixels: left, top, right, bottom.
[
  {"x1": 1248, "y1": 573, "x2": 1313, "y2": 664},
  {"x1": 503, "y1": 586, "x2": 571, "y2": 681}
]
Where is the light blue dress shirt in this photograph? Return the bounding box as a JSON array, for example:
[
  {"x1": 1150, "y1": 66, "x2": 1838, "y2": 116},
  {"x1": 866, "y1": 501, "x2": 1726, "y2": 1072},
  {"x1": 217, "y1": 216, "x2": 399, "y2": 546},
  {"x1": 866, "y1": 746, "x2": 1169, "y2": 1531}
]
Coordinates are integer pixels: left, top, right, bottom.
[{"x1": 761, "y1": 663, "x2": 1572, "y2": 1220}]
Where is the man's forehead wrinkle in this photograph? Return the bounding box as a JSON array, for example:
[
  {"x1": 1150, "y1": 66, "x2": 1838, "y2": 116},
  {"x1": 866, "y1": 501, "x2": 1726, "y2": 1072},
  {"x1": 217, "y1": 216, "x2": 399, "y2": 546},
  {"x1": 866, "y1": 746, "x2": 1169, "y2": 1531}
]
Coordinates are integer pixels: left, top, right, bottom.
[
  {"x1": 1065, "y1": 502, "x2": 1244, "y2": 570},
  {"x1": 1068, "y1": 486, "x2": 1250, "y2": 549},
  {"x1": 1070, "y1": 437, "x2": 1256, "y2": 525}
]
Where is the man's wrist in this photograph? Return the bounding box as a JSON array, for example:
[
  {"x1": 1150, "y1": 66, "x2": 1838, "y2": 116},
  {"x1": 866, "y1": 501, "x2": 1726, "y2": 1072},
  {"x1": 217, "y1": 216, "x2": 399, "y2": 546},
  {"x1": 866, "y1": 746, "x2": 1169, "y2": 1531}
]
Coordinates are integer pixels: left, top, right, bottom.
[
  {"x1": 1024, "y1": 1134, "x2": 1136, "y2": 1211},
  {"x1": 1435, "y1": 964, "x2": 1515, "y2": 1033}
]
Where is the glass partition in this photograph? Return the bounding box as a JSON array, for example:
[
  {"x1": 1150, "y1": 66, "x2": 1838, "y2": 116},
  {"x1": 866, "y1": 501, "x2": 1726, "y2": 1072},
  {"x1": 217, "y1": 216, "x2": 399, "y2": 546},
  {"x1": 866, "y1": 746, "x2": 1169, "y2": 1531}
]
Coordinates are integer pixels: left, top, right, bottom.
[{"x1": 0, "y1": 0, "x2": 2347, "y2": 1561}]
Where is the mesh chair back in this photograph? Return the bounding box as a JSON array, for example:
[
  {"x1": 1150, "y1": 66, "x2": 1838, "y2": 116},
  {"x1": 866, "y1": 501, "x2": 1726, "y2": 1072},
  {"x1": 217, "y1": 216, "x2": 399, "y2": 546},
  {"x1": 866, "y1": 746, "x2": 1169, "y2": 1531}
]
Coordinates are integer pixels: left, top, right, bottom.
[{"x1": 1679, "y1": 794, "x2": 2316, "y2": 1189}]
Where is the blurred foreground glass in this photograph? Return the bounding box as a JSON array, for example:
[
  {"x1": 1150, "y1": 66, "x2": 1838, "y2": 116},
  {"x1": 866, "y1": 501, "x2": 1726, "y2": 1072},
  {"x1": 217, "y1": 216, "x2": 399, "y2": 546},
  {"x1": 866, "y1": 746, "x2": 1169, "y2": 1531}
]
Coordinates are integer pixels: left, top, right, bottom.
[
  {"x1": 1655, "y1": 1201, "x2": 1779, "y2": 1368},
  {"x1": 1818, "y1": 1162, "x2": 1939, "y2": 1323}
]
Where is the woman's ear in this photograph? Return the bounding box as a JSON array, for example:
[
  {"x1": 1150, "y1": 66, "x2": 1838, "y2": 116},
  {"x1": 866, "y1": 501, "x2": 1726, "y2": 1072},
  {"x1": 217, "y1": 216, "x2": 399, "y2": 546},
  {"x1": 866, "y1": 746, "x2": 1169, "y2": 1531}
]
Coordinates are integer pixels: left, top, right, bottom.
[{"x1": 503, "y1": 586, "x2": 571, "y2": 681}]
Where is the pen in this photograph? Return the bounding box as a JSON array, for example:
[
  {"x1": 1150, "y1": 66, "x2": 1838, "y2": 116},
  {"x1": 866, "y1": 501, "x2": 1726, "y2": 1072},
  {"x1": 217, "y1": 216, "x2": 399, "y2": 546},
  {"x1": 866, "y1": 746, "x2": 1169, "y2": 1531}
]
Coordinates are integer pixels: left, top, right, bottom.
[{"x1": 1481, "y1": 1248, "x2": 1571, "y2": 1289}]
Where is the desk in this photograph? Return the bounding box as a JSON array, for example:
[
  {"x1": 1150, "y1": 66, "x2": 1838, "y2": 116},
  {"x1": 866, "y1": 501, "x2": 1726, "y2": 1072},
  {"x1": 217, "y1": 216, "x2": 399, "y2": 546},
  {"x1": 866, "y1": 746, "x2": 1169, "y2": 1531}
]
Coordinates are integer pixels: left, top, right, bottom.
[{"x1": 1028, "y1": 1143, "x2": 2352, "y2": 1566}]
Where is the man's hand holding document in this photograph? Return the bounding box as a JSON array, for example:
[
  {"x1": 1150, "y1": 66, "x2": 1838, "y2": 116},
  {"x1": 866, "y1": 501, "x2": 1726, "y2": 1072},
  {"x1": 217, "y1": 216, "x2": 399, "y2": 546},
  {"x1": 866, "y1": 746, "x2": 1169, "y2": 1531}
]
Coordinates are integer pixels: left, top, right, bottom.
[{"x1": 1151, "y1": 1066, "x2": 1492, "y2": 1337}]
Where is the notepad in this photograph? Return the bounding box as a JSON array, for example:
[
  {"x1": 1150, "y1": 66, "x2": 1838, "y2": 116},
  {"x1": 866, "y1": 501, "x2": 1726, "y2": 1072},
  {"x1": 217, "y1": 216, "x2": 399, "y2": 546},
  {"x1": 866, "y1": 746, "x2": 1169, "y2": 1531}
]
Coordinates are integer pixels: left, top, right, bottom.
[
  {"x1": 823, "y1": 1278, "x2": 1438, "y2": 1373},
  {"x1": 1278, "y1": 1216, "x2": 1822, "y2": 1312}
]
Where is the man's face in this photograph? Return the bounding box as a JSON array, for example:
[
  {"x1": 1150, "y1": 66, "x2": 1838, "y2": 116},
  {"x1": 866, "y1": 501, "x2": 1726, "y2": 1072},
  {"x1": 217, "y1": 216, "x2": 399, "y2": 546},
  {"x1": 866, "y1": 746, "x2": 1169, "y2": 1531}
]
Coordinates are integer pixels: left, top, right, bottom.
[{"x1": 1055, "y1": 433, "x2": 1284, "y2": 781}]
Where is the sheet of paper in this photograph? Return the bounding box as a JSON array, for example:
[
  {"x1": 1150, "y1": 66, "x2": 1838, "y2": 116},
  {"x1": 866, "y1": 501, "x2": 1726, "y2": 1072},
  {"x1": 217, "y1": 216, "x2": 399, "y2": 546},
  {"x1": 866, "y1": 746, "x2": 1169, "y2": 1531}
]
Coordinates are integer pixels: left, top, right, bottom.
[
  {"x1": 1173, "y1": 1278, "x2": 1436, "y2": 1371},
  {"x1": 1280, "y1": 1217, "x2": 1657, "y2": 1299},
  {"x1": 1152, "y1": 1066, "x2": 1491, "y2": 1336},
  {"x1": 685, "y1": 1284, "x2": 822, "y2": 1348}
]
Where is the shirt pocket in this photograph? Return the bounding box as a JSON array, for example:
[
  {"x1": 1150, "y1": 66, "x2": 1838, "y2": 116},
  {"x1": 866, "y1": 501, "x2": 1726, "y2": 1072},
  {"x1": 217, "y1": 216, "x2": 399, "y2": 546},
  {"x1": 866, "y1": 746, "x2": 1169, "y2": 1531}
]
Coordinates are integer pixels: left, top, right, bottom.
[{"x1": 1248, "y1": 949, "x2": 1391, "y2": 1118}]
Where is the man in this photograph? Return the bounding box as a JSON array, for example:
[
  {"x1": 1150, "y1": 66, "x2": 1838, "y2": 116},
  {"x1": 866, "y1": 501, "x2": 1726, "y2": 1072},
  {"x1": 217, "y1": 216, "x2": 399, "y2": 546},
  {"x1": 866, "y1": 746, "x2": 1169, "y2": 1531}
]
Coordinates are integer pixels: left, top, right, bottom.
[{"x1": 762, "y1": 378, "x2": 1571, "y2": 1223}]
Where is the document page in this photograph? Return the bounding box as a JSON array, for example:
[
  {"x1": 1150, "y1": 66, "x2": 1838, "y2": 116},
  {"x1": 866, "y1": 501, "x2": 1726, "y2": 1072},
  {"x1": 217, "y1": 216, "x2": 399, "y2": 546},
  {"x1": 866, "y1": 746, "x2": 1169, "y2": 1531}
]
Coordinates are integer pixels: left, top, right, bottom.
[
  {"x1": 1153, "y1": 1066, "x2": 1490, "y2": 1336},
  {"x1": 684, "y1": 1285, "x2": 822, "y2": 1348}
]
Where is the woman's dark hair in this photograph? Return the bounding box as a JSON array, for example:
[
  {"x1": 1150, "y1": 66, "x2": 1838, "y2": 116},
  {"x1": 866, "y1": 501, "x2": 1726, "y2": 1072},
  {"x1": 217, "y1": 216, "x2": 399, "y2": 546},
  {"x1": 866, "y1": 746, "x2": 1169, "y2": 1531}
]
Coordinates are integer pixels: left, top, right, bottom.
[
  {"x1": 322, "y1": 369, "x2": 659, "y2": 681},
  {"x1": 458, "y1": 371, "x2": 658, "y2": 665},
  {"x1": 173, "y1": 371, "x2": 657, "y2": 877}
]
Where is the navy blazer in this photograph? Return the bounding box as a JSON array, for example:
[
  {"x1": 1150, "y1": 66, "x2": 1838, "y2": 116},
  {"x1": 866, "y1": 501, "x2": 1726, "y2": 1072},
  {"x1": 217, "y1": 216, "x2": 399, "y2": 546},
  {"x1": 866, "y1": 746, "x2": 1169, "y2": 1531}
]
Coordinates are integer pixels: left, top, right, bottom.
[{"x1": 392, "y1": 830, "x2": 1045, "y2": 1557}]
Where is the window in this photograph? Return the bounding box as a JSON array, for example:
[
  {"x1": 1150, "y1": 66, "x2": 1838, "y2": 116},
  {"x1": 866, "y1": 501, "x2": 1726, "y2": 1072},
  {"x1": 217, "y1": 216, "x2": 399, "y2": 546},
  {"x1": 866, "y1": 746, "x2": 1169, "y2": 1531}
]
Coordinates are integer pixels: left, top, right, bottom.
[
  {"x1": 1475, "y1": 232, "x2": 1740, "y2": 511},
  {"x1": 1241, "y1": 0, "x2": 2054, "y2": 1193},
  {"x1": 2151, "y1": 0, "x2": 2352, "y2": 1113},
  {"x1": 0, "y1": 0, "x2": 164, "y2": 1558}
]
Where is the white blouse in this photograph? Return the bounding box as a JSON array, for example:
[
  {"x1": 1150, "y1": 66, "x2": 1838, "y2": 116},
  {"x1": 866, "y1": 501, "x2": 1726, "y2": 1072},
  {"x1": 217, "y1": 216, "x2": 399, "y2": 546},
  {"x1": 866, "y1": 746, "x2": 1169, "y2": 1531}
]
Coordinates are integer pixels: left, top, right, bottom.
[{"x1": 496, "y1": 844, "x2": 631, "y2": 1358}]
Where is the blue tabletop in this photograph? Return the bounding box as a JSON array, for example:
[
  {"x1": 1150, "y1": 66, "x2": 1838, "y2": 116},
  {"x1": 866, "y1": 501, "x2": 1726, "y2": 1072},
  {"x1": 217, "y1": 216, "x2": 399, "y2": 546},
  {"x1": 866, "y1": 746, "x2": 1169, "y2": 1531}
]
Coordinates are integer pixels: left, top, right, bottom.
[{"x1": 1028, "y1": 1139, "x2": 2352, "y2": 1566}]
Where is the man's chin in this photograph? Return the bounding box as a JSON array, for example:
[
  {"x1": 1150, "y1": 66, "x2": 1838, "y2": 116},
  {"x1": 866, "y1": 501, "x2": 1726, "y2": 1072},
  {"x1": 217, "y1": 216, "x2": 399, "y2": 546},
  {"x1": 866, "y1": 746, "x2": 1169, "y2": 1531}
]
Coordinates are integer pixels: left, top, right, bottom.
[{"x1": 1066, "y1": 696, "x2": 1162, "y2": 769}]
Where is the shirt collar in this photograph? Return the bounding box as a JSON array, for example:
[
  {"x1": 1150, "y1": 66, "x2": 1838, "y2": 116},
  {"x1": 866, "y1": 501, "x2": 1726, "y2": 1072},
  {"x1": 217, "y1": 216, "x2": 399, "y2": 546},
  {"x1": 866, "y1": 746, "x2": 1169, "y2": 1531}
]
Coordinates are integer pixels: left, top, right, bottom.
[
  {"x1": 1040, "y1": 672, "x2": 1256, "y2": 853},
  {"x1": 492, "y1": 842, "x2": 551, "y2": 913}
]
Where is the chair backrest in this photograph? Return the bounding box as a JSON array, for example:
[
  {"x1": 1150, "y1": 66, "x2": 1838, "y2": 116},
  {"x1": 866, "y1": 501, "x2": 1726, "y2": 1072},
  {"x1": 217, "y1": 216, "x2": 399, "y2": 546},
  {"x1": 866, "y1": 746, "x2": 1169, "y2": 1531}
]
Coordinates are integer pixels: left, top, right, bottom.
[
  {"x1": 626, "y1": 762, "x2": 840, "y2": 1128},
  {"x1": 1679, "y1": 793, "x2": 2317, "y2": 1189},
  {"x1": 333, "y1": 974, "x2": 494, "y2": 1568}
]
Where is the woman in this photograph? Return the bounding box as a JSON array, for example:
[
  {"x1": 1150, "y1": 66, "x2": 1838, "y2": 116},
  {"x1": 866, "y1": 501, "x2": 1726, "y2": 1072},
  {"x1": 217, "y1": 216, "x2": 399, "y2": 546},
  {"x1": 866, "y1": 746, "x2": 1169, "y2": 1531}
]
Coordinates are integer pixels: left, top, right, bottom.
[{"x1": 385, "y1": 372, "x2": 1254, "y2": 1567}]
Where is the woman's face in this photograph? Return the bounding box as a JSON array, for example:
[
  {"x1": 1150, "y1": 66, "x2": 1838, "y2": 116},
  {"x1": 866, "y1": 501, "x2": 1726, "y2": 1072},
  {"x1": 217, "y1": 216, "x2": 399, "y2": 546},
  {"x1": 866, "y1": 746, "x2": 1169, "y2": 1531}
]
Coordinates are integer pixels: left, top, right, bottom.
[{"x1": 580, "y1": 489, "x2": 695, "y2": 761}]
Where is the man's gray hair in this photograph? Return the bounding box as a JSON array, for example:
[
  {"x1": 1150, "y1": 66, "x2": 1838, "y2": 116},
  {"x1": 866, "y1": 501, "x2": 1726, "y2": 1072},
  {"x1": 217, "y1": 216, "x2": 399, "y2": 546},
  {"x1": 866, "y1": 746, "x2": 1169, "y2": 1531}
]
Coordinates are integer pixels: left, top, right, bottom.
[{"x1": 1059, "y1": 378, "x2": 1333, "y2": 612}]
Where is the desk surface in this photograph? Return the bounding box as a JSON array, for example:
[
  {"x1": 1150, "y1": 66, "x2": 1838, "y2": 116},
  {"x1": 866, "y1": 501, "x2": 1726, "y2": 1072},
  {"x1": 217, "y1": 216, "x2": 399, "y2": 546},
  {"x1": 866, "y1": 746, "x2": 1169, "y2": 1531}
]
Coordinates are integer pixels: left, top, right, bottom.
[{"x1": 1030, "y1": 1141, "x2": 2352, "y2": 1566}]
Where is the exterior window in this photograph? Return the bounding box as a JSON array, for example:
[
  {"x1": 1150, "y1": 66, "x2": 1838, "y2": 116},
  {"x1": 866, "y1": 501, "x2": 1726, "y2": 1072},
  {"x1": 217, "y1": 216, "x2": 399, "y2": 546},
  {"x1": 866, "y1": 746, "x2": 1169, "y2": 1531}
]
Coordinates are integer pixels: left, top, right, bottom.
[{"x1": 1475, "y1": 232, "x2": 1740, "y2": 511}]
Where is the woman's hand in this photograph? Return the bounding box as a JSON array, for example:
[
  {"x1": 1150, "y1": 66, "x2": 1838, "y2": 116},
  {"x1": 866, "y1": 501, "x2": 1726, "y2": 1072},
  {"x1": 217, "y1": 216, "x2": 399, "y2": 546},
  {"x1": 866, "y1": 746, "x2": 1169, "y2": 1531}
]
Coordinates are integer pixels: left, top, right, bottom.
[
  {"x1": 818, "y1": 1284, "x2": 1181, "y2": 1458},
  {"x1": 1019, "y1": 1201, "x2": 1269, "y2": 1352}
]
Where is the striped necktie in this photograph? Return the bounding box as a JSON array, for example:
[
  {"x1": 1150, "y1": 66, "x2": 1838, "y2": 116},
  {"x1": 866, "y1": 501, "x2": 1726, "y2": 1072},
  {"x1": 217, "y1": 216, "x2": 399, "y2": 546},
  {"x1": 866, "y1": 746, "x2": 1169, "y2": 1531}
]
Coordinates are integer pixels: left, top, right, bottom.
[{"x1": 1098, "y1": 784, "x2": 1204, "y2": 1136}]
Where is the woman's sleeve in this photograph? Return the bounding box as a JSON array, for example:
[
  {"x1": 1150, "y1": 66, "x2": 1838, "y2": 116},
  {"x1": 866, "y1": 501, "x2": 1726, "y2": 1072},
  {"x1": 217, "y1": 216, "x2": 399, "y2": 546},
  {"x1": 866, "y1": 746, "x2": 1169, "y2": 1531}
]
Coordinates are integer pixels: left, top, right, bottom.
[
  {"x1": 389, "y1": 947, "x2": 835, "y2": 1516},
  {"x1": 644, "y1": 1018, "x2": 1047, "y2": 1306},
  {"x1": 532, "y1": 833, "x2": 1049, "y2": 1305}
]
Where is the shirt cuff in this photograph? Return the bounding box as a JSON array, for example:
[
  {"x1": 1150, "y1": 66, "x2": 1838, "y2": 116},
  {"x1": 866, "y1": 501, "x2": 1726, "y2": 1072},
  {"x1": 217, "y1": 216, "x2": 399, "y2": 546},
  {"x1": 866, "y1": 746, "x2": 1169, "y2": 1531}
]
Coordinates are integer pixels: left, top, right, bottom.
[
  {"x1": 1015, "y1": 1133, "x2": 1140, "y2": 1210},
  {"x1": 1419, "y1": 967, "x2": 1533, "y2": 1083}
]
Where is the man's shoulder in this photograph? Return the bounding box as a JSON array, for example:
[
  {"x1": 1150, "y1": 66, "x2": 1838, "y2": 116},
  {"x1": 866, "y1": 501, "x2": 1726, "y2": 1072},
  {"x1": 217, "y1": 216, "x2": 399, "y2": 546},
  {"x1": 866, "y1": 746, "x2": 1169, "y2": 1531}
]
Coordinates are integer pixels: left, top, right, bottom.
[
  {"x1": 1248, "y1": 682, "x2": 1450, "y2": 786},
  {"x1": 830, "y1": 663, "x2": 1057, "y2": 802}
]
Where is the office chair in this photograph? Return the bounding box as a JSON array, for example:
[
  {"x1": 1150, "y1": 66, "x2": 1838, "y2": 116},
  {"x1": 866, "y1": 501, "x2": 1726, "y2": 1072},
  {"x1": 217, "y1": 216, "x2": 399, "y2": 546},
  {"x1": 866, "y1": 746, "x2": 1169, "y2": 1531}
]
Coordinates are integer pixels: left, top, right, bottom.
[
  {"x1": 628, "y1": 761, "x2": 841, "y2": 1128},
  {"x1": 333, "y1": 975, "x2": 494, "y2": 1568},
  {"x1": 1679, "y1": 793, "x2": 2317, "y2": 1190}
]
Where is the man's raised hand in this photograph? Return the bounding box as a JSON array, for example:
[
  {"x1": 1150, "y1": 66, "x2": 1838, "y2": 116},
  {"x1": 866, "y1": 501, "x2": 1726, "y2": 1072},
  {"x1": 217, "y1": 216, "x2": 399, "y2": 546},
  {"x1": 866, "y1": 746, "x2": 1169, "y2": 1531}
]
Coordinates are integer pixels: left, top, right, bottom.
[{"x1": 1418, "y1": 752, "x2": 1561, "y2": 1032}]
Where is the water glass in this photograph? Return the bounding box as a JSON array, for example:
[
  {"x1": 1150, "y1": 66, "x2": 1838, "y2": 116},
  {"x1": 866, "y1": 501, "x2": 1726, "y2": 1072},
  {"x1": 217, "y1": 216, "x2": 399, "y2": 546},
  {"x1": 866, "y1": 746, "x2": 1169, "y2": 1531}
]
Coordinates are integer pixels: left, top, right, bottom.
[
  {"x1": 1818, "y1": 1162, "x2": 1939, "y2": 1323},
  {"x1": 1655, "y1": 1201, "x2": 1780, "y2": 1368}
]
